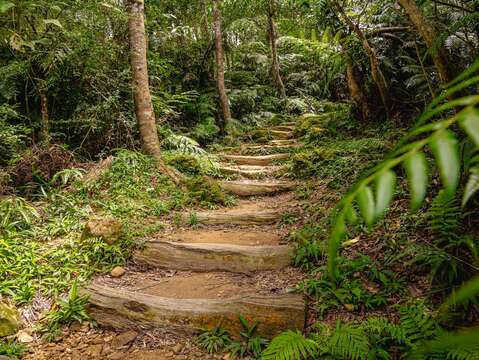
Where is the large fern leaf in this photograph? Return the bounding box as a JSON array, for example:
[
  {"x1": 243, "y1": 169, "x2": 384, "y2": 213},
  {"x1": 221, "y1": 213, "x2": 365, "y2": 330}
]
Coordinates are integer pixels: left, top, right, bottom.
[
  {"x1": 261, "y1": 330, "x2": 318, "y2": 360},
  {"x1": 328, "y1": 323, "x2": 369, "y2": 360}
]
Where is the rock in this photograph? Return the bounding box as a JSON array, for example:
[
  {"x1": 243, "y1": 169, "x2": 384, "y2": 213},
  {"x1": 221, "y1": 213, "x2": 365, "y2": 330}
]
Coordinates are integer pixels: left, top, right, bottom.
[
  {"x1": 82, "y1": 217, "x2": 123, "y2": 245},
  {"x1": 70, "y1": 321, "x2": 82, "y2": 332},
  {"x1": 172, "y1": 343, "x2": 182, "y2": 354},
  {"x1": 110, "y1": 266, "x2": 125, "y2": 278},
  {"x1": 111, "y1": 330, "x2": 138, "y2": 348},
  {"x1": 86, "y1": 344, "x2": 103, "y2": 357},
  {"x1": 0, "y1": 356, "x2": 14, "y2": 360},
  {"x1": 107, "y1": 352, "x2": 125, "y2": 360},
  {"x1": 0, "y1": 301, "x2": 20, "y2": 337},
  {"x1": 17, "y1": 330, "x2": 34, "y2": 343}
]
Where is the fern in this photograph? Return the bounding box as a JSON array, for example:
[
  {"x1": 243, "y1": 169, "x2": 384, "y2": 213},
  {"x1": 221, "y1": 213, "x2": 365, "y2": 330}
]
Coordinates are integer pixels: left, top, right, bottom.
[
  {"x1": 463, "y1": 153, "x2": 479, "y2": 206},
  {"x1": 399, "y1": 303, "x2": 439, "y2": 345},
  {"x1": 426, "y1": 190, "x2": 462, "y2": 243},
  {"x1": 327, "y1": 58, "x2": 479, "y2": 280},
  {"x1": 262, "y1": 331, "x2": 318, "y2": 360},
  {"x1": 328, "y1": 323, "x2": 369, "y2": 360}
]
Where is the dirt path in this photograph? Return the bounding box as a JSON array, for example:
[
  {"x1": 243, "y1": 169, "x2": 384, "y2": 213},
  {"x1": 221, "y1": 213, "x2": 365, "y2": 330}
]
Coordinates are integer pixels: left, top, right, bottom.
[{"x1": 25, "y1": 124, "x2": 304, "y2": 360}]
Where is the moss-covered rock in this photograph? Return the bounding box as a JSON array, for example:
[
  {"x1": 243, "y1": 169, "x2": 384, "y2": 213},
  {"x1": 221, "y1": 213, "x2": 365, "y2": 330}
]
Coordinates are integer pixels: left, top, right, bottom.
[
  {"x1": 165, "y1": 154, "x2": 202, "y2": 175},
  {"x1": 186, "y1": 176, "x2": 225, "y2": 207},
  {"x1": 0, "y1": 301, "x2": 20, "y2": 337},
  {"x1": 81, "y1": 217, "x2": 123, "y2": 245}
]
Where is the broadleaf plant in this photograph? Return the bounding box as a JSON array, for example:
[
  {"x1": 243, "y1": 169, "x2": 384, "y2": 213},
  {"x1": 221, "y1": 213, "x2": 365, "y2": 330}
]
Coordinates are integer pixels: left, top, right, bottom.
[{"x1": 327, "y1": 58, "x2": 479, "y2": 281}]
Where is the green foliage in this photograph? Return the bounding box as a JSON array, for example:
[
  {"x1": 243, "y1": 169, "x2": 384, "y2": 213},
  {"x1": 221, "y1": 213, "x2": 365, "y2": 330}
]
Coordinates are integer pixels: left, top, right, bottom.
[
  {"x1": 327, "y1": 61, "x2": 479, "y2": 281},
  {"x1": 262, "y1": 330, "x2": 318, "y2": 360},
  {"x1": 227, "y1": 315, "x2": 269, "y2": 359},
  {"x1": 197, "y1": 327, "x2": 232, "y2": 354},
  {"x1": 0, "y1": 104, "x2": 28, "y2": 165},
  {"x1": 0, "y1": 340, "x2": 26, "y2": 359},
  {"x1": 186, "y1": 176, "x2": 226, "y2": 208}
]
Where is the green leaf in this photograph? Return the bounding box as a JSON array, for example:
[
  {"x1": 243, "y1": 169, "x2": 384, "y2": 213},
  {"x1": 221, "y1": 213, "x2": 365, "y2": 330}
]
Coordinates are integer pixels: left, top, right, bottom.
[
  {"x1": 459, "y1": 106, "x2": 479, "y2": 148},
  {"x1": 43, "y1": 19, "x2": 63, "y2": 29},
  {"x1": 463, "y1": 164, "x2": 479, "y2": 206},
  {"x1": 440, "y1": 275, "x2": 479, "y2": 314},
  {"x1": 0, "y1": 1, "x2": 15, "y2": 13},
  {"x1": 345, "y1": 205, "x2": 358, "y2": 225},
  {"x1": 403, "y1": 152, "x2": 428, "y2": 211},
  {"x1": 375, "y1": 170, "x2": 396, "y2": 220},
  {"x1": 328, "y1": 212, "x2": 346, "y2": 281},
  {"x1": 357, "y1": 186, "x2": 375, "y2": 226},
  {"x1": 430, "y1": 129, "x2": 460, "y2": 195}
]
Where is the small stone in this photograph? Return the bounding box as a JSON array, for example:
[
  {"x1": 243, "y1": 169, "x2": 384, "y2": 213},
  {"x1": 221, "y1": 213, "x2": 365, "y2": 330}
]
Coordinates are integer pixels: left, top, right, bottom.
[
  {"x1": 90, "y1": 336, "x2": 104, "y2": 345},
  {"x1": 111, "y1": 330, "x2": 138, "y2": 348},
  {"x1": 107, "y1": 352, "x2": 125, "y2": 360},
  {"x1": 70, "y1": 322, "x2": 82, "y2": 332},
  {"x1": 0, "y1": 301, "x2": 20, "y2": 337},
  {"x1": 110, "y1": 266, "x2": 126, "y2": 278},
  {"x1": 86, "y1": 344, "x2": 103, "y2": 357},
  {"x1": 172, "y1": 343, "x2": 182, "y2": 354},
  {"x1": 17, "y1": 330, "x2": 34, "y2": 343},
  {"x1": 222, "y1": 353, "x2": 231, "y2": 360}
]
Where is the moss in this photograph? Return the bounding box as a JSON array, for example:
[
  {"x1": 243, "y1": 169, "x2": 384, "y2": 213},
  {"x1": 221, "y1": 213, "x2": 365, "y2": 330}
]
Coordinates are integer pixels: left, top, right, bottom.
[
  {"x1": 186, "y1": 176, "x2": 225, "y2": 207},
  {"x1": 0, "y1": 302, "x2": 20, "y2": 337},
  {"x1": 165, "y1": 154, "x2": 202, "y2": 175}
]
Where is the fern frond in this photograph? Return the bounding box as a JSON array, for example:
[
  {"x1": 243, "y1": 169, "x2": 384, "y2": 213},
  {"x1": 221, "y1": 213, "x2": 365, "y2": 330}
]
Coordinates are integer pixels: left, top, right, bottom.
[
  {"x1": 261, "y1": 330, "x2": 318, "y2": 360},
  {"x1": 426, "y1": 190, "x2": 462, "y2": 242},
  {"x1": 328, "y1": 323, "x2": 369, "y2": 360}
]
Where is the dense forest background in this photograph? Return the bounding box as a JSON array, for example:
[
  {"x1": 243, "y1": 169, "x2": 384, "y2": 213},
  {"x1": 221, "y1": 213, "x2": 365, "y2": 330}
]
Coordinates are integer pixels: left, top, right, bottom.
[{"x1": 1, "y1": 0, "x2": 479, "y2": 359}]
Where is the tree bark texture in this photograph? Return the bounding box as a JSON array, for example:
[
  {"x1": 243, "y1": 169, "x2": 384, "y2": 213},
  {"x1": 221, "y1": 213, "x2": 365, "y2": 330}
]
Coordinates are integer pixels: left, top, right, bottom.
[
  {"x1": 213, "y1": 0, "x2": 232, "y2": 124},
  {"x1": 39, "y1": 90, "x2": 50, "y2": 144},
  {"x1": 397, "y1": 0, "x2": 452, "y2": 84},
  {"x1": 346, "y1": 60, "x2": 372, "y2": 121},
  {"x1": 267, "y1": 0, "x2": 286, "y2": 99},
  {"x1": 332, "y1": 0, "x2": 389, "y2": 116},
  {"x1": 126, "y1": 0, "x2": 181, "y2": 184}
]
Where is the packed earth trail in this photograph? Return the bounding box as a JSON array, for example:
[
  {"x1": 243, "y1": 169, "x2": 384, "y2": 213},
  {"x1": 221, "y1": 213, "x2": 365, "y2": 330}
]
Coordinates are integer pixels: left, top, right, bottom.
[{"x1": 26, "y1": 120, "x2": 307, "y2": 359}]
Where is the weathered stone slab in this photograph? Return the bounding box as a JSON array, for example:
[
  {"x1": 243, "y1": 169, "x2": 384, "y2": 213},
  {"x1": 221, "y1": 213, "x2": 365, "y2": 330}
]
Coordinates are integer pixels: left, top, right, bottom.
[
  {"x1": 85, "y1": 283, "x2": 305, "y2": 337},
  {"x1": 182, "y1": 209, "x2": 283, "y2": 225},
  {"x1": 221, "y1": 154, "x2": 289, "y2": 166},
  {"x1": 134, "y1": 240, "x2": 292, "y2": 273},
  {"x1": 220, "y1": 180, "x2": 295, "y2": 196}
]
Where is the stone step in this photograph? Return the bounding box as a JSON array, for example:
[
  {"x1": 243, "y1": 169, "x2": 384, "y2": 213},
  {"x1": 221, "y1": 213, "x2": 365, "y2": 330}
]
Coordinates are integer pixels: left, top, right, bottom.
[
  {"x1": 218, "y1": 164, "x2": 286, "y2": 179},
  {"x1": 84, "y1": 273, "x2": 305, "y2": 337},
  {"x1": 256, "y1": 129, "x2": 293, "y2": 140},
  {"x1": 270, "y1": 139, "x2": 297, "y2": 146},
  {"x1": 134, "y1": 230, "x2": 292, "y2": 273},
  {"x1": 182, "y1": 209, "x2": 282, "y2": 225},
  {"x1": 220, "y1": 180, "x2": 295, "y2": 197},
  {"x1": 271, "y1": 125, "x2": 295, "y2": 132},
  {"x1": 221, "y1": 153, "x2": 289, "y2": 166}
]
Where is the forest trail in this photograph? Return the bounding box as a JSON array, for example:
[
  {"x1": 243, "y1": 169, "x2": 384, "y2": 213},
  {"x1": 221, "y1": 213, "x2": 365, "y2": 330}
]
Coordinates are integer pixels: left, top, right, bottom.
[{"x1": 74, "y1": 120, "x2": 307, "y2": 357}]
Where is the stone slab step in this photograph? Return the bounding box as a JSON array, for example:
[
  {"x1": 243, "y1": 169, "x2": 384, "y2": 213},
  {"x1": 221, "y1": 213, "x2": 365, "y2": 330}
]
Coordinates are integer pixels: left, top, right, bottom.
[
  {"x1": 271, "y1": 125, "x2": 295, "y2": 132},
  {"x1": 270, "y1": 139, "x2": 297, "y2": 146},
  {"x1": 134, "y1": 230, "x2": 292, "y2": 273},
  {"x1": 85, "y1": 274, "x2": 305, "y2": 337},
  {"x1": 182, "y1": 209, "x2": 282, "y2": 225},
  {"x1": 256, "y1": 129, "x2": 293, "y2": 140},
  {"x1": 218, "y1": 164, "x2": 286, "y2": 179},
  {"x1": 221, "y1": 153, "x2": 289, "y2": 166},
  {"x1": 220, "y1": 180, "x2": 295, "y2": 196}
]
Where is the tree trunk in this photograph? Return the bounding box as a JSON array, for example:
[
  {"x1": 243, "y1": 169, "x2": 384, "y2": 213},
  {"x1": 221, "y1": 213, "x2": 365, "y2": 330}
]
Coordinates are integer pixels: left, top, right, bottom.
[
  {"x1": 126, "y1": 0, "x2": 181, "y2": 184},
  {"x1": 212, "y1": 0, "x2": 231, "y2": 125},
  {"x1": 332, "y1": 0, "x2": 389, "y2": 116},
  {"x1": 201, "y1": 0, "x2": 209, "y2": 37},
  {"x1": 39, "y1": 89, "x2": 50, "y2": 144},
  {"x1": 267, "y1": 0, "x2": 286, "y2": 99},
  {"x1": 397, "y1": 0, "x2": 452, "y2": 84},
  {"x1": 346, "y1": 60, "x2": 371, "y2": 121}
]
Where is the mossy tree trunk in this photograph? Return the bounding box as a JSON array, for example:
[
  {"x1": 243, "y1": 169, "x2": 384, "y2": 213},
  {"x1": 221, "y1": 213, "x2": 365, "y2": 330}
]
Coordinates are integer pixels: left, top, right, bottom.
[
  {"x1": 397, "y1": 0, "x2": 452, "y2": 85},
  {"x1": 213, "y1": 0, "x2": 232, "y2": 126},
  {"x1": 267, "y1": 0, "x2": 286, "y2": 99},
  {"x1": 126, "y1": 0, "x2": 181, "y2": 184}
]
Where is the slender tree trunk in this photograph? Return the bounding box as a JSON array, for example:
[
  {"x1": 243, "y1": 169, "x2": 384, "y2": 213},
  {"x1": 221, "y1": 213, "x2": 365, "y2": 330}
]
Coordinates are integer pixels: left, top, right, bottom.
[
  {"x1": 345, "y1": 58, "x2": 371, "y2": 121},
  {"x1": 397, "y1": 0, "x2": 452, "y2": 84},
  {"x1": 39, "y1": 89, "x2": 50, "y2": 144},
  {"x1": 267, "y1": 0, "x2": 286, "y2": 99},
  {"x1": 126, "y1": 0, "x2": 181, "y2": 184},
  {"x1": 212, "y1": 0, "x2": 231, "y2": 125},
  {"x1": 332, "y1": 0, "x2": 389, "y2": 116}
]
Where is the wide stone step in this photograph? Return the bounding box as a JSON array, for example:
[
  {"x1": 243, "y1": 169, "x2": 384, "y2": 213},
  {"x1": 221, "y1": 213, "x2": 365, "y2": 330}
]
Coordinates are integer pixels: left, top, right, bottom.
[
  {"x1": 270, "y1": 139, "x2": 297, "y2": 146},
  {"x1": 134, "y1": 230, "x2": 292, "y2": 273},
  {"x1": 256, "y1": 129, "x2": 293, "y2": 140},
  {"x1": 218, "y1": 164, "x2": 286, "y2": 179},
  {"x1": 182, "y1": 209, "x2": 282, "y2": 225},
  {"x1": 220, "y1": 180, "x2": 295, "y2": 196},
  {"x1": 85, "y1": 273, "x2": 305, "y2": 337},
  {"x1": 221, "y1": 153, "x2": 289, "y2": 166},
  {"x1": 271, "y1": 125, "x2": 295, "y2": 132}
]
